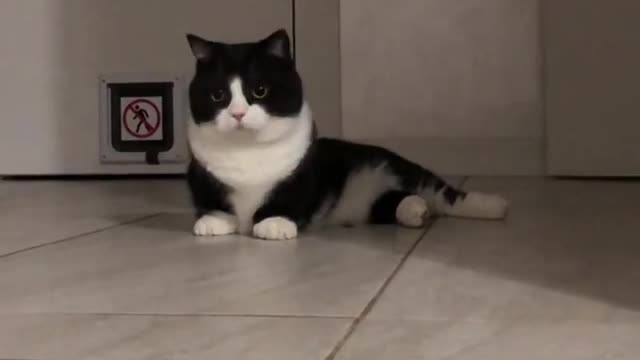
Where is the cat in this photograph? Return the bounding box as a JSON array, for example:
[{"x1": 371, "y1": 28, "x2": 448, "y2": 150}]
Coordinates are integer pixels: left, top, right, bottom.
[{"x1": 185, "y1": 29, "x2": 508, "y2": 241}]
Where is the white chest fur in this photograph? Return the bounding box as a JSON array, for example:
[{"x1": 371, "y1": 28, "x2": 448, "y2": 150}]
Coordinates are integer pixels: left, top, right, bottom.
[{"x1": 188, "y1": 105, "x2": 313, "y2": 233}]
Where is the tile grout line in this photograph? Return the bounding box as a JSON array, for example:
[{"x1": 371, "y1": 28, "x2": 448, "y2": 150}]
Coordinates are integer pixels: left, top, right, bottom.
[
  {"x1": 323, "y1": 176, "x2": 469, "y2": 360},
  {"x1": 34, "y1": 312, "x2": 355, "y2": 321},
  {"x1": 323, "y1": 222, "x2": 435, "y2": 360},
  {"x1": 0, "y1": 213, "x2": 163, "y2": 260}
]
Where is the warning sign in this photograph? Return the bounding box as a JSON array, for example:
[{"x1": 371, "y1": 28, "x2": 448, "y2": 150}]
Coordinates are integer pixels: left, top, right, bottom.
[
  {"x1": 120, "y1": 97, "x2": 163, "y2": 141},
  {"x1": 104, "y1": 80, "x2": 175, "y2": 156}
]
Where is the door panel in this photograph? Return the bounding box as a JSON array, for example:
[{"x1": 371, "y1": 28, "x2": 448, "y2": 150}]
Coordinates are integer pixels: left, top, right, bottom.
[
  {"x1": 544, "y1": 0, "x2": 640, "y2": 176},
  {"x1": 340, "y1": 0, "x2": 541, "y2": 175}
]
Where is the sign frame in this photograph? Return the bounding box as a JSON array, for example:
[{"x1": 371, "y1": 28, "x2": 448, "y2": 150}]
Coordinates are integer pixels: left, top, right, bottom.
[
  {"x1": 98, "y1": 73, "x2": 187, "y2": 165},
  {"x1": 109, "y1": 82, "x2": 173, "y2": 153}
]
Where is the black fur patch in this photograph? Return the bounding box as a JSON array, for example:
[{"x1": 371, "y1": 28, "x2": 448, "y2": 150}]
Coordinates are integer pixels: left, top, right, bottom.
[
  {"x1": 369, "y1": 191, "x2": 413, "y2": 224},
  {"x1": 186, "y1": 160, "x2": 232, "y2": 218},
  {"x1": 187, "y1": 30, "x2": 302, "y2": 125}
]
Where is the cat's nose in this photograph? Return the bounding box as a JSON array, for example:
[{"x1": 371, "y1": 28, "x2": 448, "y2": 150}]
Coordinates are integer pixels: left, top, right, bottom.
[{"x1": 231, "y1": 112, "x2": 245, "y2": 122}]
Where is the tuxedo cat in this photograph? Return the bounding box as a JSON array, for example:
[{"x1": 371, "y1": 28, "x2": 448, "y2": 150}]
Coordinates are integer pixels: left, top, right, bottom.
[{"x1": 186, "y1": 30, "x2": 508, "y2": 240}]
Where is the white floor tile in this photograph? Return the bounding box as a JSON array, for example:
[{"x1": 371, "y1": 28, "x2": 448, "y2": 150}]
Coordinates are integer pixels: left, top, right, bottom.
[
  {"x1": 336, "y1": 318, "x2": 640, "y2": 360},
  {"x1": 337, "y1": 177, "x2": 640, "y2": 359},
  {"x1": 0, "y1": 180, "x2": 189, "y2": 255},
  {"x1": 0, "y1": 213, "x2": 422, "y2": 317},
  {"x1": 0, "y1": 314, "x2": 349, "y2": 360}
]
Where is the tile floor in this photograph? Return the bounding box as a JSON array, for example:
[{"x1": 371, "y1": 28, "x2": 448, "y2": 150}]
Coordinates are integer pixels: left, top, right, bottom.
[{"x1": 0, "y1": 177, "x2": 639, "y2": 360}]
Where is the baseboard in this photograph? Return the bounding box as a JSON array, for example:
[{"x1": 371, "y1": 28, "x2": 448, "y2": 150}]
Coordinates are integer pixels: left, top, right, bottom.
[{"x1": 348, "y1": 137, "x2": 544, "y2": 176}]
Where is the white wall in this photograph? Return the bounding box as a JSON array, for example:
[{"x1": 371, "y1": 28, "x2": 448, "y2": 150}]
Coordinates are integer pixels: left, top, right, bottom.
[
  {"x1": 0, "y1": 0, "x2": 291, "y2": 175},
  {"x1": 340, "y1": 0, "x2": 543, "y2": 175}
]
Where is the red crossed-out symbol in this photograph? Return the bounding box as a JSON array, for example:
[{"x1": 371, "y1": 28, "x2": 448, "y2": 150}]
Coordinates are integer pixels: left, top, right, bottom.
[{"x1": 122, "y1": 99, "x2": 161, "y2": 139}]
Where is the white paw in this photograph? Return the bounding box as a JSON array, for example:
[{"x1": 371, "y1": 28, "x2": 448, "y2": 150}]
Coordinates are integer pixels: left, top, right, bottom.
[
  {"x1": 252, "y1": 217, "x2": 298, "y2": 240},
  {"x1": 396, "y1": 195, "x2": 429, "y2": 228},
  {"x1": 193, "y1": 212, "x2": 238, "y2": 236}
]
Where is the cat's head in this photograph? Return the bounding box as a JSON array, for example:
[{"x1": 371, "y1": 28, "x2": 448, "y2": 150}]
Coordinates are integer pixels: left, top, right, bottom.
[{"x1": 186, "y1": 30, "x2": 305, "y2": 142}]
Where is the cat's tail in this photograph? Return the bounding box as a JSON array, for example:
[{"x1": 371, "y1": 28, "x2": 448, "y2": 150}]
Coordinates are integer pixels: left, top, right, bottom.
[
  {"x1": 382, "y1": 146, "x2": 508, "y2": 220},
  {"x1": 421, "y1": 175, "x2": 509, "y2": 220}
]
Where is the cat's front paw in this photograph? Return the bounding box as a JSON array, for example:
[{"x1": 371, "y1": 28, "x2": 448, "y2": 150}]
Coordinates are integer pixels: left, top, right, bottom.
[
  {"x1": 193, "y1": 212, "x2": 238, "y2": 236},
  {"x1": 252, "y1": 217, "x2": 298, "y2": 240}
]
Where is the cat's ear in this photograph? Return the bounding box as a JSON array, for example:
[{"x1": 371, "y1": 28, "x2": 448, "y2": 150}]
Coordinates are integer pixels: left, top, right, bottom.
[
  {"x1": 261, "y1": 29, "x2": 292, "y2": 59},
  {"x1": 187, "y1": 34, "x2": 214, "y2": 61}
]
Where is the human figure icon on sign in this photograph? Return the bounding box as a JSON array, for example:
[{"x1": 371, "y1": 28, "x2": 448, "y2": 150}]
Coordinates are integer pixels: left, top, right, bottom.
[
  {"x1": 132, "y1": 104, "x2": 151, "y2": 134},
  {"x1": 121, "y1": 98, "x2": 162, "y2": 140}
]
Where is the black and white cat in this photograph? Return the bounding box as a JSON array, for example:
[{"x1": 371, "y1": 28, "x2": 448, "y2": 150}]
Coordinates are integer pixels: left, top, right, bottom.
[{"x1": 185, "y1": 30, "x2": 508, "y2": 241}]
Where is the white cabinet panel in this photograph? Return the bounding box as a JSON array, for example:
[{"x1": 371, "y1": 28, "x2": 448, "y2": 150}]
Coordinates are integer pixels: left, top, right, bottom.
[
  {"x1": 0, "y1": 0, "x2": 291, "y2": 175},
  {"x1": 544, "y1": 0, "x2": 640, "y2": 176},
  {"x1": 341, "y1": 0, "x2": 542, "y2": 175}
]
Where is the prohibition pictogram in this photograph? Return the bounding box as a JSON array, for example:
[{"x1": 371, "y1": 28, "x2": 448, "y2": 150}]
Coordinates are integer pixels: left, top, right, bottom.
[{"x1": 122, "y1": 98, "x2": 161, "y2": 139}]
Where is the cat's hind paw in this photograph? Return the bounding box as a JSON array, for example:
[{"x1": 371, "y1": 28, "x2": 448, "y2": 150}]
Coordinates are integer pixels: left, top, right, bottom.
[{"x1": 396, "y1": 195, "x2": 429, "y2": 228}]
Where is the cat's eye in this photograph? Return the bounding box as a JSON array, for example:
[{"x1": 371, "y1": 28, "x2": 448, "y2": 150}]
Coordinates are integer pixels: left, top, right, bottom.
[
  {"x1": 211, "y1": 89, "x2": 226, "y2": 102},
  {"x1": 252, "y1": 85, "x2": 269, "y2": 99}
]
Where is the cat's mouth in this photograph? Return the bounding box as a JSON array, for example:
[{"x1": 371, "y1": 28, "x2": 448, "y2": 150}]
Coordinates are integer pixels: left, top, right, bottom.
[
  {"x1": 220, "y1": 123, "x2": 262, "y2": 138},
  {"x1": 236, "y1": 123, "x2": 258, "y2": 132}
]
